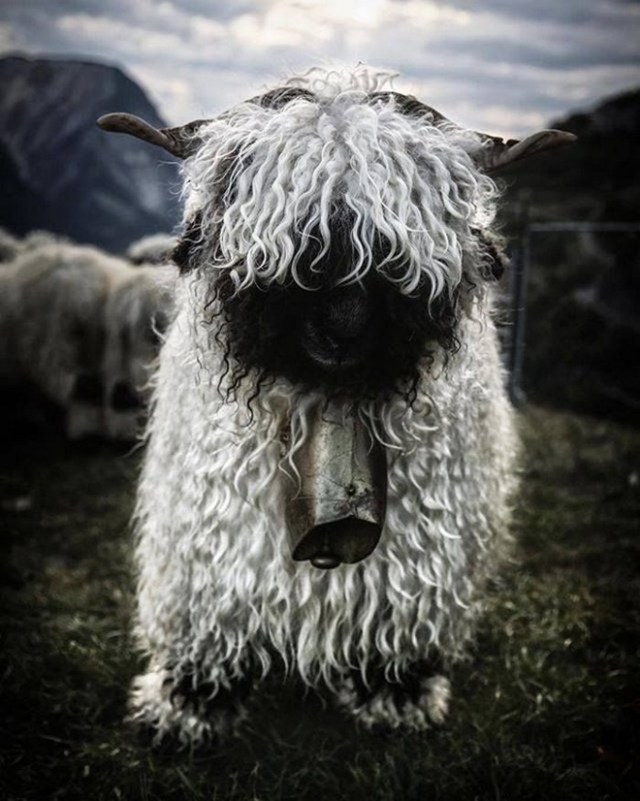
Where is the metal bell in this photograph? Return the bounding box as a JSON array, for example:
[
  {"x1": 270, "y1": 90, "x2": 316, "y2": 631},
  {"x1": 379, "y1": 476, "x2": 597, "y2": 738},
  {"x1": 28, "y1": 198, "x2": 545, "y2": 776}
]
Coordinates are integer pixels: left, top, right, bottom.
[{"x1": 283, "y1": 403, "x2": 387, "y2": 569}]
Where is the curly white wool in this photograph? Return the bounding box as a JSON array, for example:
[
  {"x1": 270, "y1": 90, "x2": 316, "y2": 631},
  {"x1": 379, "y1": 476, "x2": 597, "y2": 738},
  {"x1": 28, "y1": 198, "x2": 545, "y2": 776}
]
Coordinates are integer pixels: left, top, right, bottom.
[
  {"x1": 184, "y1": 68, "x2": 497, "y2": 297},
  {"x1": 135, "y1": 312, "x2": 517, "y2": 693},
  {"x1": 131, "y1": 67, "x2": 519, "y2": 738}
]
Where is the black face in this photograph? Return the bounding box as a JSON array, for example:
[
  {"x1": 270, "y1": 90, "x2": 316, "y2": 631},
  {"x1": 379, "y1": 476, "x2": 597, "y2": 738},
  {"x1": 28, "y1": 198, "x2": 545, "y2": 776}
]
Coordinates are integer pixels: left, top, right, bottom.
[
  {"x1": 216, "y1": 283, "x2": 450, "y2": 399},
  {"x1": 195, "y1": 210, "x2": 460, "y2": 401}
]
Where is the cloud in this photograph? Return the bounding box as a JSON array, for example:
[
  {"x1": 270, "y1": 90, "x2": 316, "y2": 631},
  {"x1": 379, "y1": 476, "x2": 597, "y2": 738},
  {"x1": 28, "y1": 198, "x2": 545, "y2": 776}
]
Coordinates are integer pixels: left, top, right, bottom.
[
  {"x1": 0, "y1": 22, "x2": 16, "y2": 50},
  {"x1": 0, "y1": 0, "x2": 639, "y2": 136}
]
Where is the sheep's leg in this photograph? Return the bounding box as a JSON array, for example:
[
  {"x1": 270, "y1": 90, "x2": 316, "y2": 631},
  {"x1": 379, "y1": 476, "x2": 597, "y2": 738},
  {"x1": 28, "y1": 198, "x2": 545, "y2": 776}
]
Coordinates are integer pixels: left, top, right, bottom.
[
  {"x1": 334, "y1": 661, "x2": 450, "y2": 731},
  {"x1": 66, "y1": 372, "x2": 105, "y2": 439},
  {"x1": 105, "y1": 379, "x2": 145, "y2": 440},
  {"x1": 129, "y1": 659, "x2": 255, "y2": 748}
]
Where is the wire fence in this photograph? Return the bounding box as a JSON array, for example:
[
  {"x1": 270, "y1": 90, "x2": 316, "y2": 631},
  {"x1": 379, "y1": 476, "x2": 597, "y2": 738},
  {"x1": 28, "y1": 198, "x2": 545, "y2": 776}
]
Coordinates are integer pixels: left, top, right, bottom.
[{"x1": 507, "y1": 222, "x2": 640, "y2": 405}]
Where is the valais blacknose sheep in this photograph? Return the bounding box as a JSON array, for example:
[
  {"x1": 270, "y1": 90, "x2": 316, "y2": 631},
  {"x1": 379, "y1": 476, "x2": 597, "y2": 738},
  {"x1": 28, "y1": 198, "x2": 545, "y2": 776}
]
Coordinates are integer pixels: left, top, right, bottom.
[
  {"x1": 99, "y1": 66, "x2": 575, "y2": 745},
  {"x1": 0, "y1": 242, "x2": 174, "y2": 439},
  {"x1": 0, "y1": 242, "x2": 122, "y2": 437}
]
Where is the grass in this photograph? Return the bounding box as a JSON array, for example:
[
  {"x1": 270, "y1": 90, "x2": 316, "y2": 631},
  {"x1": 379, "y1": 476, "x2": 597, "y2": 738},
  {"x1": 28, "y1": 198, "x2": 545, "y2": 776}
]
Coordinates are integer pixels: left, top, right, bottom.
[{"x1": 0, "y1": 406, "x2": 639, "y2": 800}]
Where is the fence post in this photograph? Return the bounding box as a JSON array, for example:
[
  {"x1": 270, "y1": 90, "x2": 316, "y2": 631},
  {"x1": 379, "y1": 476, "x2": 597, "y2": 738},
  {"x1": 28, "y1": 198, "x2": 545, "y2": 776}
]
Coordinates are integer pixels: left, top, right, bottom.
[
  {"x1": 509, "y1": 229, "x2": 531, "y2": 406},
  {"x1": 508, "y1": 194, "x2": 531, "y2": 406}
]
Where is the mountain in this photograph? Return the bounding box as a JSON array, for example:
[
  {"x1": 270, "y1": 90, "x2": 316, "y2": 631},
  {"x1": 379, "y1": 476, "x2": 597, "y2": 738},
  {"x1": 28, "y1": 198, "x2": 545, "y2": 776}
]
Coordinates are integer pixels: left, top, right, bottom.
[
  {"x1": 559, "y1": 87, "x2": 640, "y2": 137},
  {"x1": 0, "y1": 55, "x2": 181, "y2": 252}
]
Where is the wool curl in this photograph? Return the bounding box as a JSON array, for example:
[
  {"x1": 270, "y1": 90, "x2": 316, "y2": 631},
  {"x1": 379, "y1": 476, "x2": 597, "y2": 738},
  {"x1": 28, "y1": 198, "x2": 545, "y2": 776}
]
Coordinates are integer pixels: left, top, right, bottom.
[
  {"x1": 133, "y1": 310, "x2": 518, "y2": 695},
  {"x1": 181, "y1": 66, "x2": 499, "y2": 300}
]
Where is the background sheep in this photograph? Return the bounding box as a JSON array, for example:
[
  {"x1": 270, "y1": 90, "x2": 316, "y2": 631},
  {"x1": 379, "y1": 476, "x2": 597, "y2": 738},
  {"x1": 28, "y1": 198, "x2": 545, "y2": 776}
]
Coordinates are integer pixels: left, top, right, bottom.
[
  {"x1": 0, "y1": 228, "x2": 70, "y2": 264},
  {"x1": 0, "y1": 241, "x2": 175, "y2": 439},
  {"x1": 103, "y1": 262, "x2": 176, "y2": 440},
  {"x1": 0, "y1": 227, "x2": 21, "y2": 263},
  {"x1": 0, "y1": 243, "x2": 125, "y2": 437},
  {"x1": 126, "y1": 233, "x2": 178, "y2": 266}
]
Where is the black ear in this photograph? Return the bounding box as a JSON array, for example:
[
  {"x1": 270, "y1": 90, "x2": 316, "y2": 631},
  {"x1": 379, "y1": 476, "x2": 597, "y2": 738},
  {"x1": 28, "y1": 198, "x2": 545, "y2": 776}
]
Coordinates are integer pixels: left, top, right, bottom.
[
  {"x1": 474, "y1": 229, "x2": 510, "y2": 282},
  {"x1": 171, "y1": 211, "x2": 203, "y2": 274},
  {"x1": 250, "y1": 86, "x2": 315, "y2": 109}
]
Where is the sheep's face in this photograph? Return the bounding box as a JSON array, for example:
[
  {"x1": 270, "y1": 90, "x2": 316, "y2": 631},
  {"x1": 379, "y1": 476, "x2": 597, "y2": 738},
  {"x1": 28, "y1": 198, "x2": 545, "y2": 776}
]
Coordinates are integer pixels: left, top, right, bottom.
[
  {"x1": 216, "y1": 266, "x2": 454, "y2": 400},
  {"x1": 173, "y1": 82, "x2": 505, "y2": 401}
]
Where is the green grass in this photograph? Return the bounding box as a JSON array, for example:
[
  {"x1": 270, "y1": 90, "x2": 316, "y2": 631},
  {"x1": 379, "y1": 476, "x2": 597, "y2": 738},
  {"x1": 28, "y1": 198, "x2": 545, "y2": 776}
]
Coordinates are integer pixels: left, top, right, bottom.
[{"x1": 1, "y1": 407, "x2": 639, "y2": 800}]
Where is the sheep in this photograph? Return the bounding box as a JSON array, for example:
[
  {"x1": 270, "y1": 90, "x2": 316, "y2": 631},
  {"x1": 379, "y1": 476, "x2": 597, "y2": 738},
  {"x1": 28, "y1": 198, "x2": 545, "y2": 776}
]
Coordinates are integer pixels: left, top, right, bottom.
[
  {"x1": 103, "y1": 262, "x2": 176, "y2": 440},
  {"x1": 0, "y1": 243, "x2": 119, "y2": 437},
  {"x1": 0, "y1": 241, "x2": 175, "y2": 439},
  {"x1": 98, "y1": 66, "x2": 575, "y2": 745},
  {"x1": 0, "y1": 228, "x2": 70, "y2": 264},
  {"x1": 0, "y1": 227, "x2": 21, "y2": 263}
]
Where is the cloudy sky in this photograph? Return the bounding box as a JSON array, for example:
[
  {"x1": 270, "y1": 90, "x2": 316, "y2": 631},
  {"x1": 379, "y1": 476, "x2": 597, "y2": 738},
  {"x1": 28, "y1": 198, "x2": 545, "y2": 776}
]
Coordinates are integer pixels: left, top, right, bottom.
[{"x1": 1, "y1": 0, "x2": 639, "y2": 136}]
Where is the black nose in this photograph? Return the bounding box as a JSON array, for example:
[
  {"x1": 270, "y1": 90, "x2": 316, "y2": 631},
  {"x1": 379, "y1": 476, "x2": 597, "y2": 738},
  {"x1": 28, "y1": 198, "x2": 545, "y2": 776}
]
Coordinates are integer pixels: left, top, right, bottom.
[
  {"x1": 302, "y1": 286, "x2": 373, "y2": 370},
  {"x1": 322, "y1": 286, "x2": 371, "y2": 343}
]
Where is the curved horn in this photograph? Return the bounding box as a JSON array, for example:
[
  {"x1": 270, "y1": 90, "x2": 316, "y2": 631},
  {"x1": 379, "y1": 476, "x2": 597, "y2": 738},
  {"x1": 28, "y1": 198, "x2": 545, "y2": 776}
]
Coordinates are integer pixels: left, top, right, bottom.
[
  {"x1": 475, "y1": 129, "x2": 577, "y2": 172},
  {"x1": 97, "y1": 113, "x2": 211, "y2": 159}
]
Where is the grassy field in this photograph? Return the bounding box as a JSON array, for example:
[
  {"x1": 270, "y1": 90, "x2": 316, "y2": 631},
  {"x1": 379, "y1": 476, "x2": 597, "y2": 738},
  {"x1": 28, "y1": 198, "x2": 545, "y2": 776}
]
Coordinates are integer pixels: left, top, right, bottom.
[{"x1": 1, "y1": 406, "x2": 639, "y2": 801}]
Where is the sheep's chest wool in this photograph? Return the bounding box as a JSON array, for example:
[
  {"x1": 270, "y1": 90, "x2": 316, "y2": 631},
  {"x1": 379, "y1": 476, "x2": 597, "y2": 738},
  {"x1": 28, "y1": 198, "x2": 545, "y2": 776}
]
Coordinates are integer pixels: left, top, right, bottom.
[{"x1": 98, "y1": 66, "x2": 575, "y2": 745}]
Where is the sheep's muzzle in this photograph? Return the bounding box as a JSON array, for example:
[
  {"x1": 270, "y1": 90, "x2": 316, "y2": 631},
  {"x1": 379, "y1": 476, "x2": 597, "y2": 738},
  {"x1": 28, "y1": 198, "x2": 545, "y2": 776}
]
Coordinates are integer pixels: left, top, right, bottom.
[{"x1": 284, "y1": 403, "x2": 387, "y2": 569}]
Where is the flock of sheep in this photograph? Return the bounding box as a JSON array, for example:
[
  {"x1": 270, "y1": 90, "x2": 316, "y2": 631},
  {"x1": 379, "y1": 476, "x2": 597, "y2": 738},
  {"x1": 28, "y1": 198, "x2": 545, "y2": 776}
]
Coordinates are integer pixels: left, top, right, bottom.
[{"x1": 0, "y1": 227, "x2": 177, "y2": 440}]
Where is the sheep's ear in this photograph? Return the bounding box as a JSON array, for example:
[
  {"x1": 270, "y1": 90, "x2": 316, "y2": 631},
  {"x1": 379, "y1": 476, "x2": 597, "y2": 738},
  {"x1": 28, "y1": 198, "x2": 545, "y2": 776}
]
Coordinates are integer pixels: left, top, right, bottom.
[
  {"x1": 380, "y1": 92, "x2": 577, "y2": 172},
  {"x1": 97, "y1": 113, "x2": 211, "y2": 159},
  {"x1": 370, "y1": 92, "x2": 577, "y2": 172},
  {"x1": 474, "y1": 129, "x2": 577, "y2": 172}
]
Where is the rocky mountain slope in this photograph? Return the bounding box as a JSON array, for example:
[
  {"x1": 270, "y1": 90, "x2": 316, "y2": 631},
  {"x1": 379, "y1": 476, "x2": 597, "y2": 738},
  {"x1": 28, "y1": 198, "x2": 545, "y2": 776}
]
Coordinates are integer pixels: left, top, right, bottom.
[{"x1": 0, "y1": 55, "x2": 181, "y2": 252}]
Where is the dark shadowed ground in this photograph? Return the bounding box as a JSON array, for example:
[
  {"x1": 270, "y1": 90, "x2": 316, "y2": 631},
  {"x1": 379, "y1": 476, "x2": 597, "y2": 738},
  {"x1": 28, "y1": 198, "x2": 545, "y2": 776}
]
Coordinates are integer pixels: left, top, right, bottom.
[{"x1": 0, "y1": 407, "x2": 639, "y2": 801}]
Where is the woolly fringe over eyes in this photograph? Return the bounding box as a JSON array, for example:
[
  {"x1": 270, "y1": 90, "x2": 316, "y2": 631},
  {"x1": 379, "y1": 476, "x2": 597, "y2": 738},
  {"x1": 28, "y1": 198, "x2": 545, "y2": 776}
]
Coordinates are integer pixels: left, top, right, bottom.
[{"x1": 177, "y1": 72, "x2": 499, "y2": 300}]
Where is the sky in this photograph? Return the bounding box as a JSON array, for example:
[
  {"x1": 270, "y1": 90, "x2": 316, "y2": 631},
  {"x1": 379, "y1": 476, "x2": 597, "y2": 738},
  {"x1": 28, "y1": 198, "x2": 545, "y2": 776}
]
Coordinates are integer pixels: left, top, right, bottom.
[{"x1": 1, "y1": 0, "x2": 639, "y2": 137}]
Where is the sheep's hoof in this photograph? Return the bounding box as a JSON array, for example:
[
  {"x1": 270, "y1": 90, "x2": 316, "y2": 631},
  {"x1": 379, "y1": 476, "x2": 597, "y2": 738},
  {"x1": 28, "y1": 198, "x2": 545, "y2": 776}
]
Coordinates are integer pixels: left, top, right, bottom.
[
  {"x1": 128, "y1": 666, "x2": 248, "y2": 749},
  {"x1": 337, "y1": 674, "x2": 451, "y2": 731}
]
